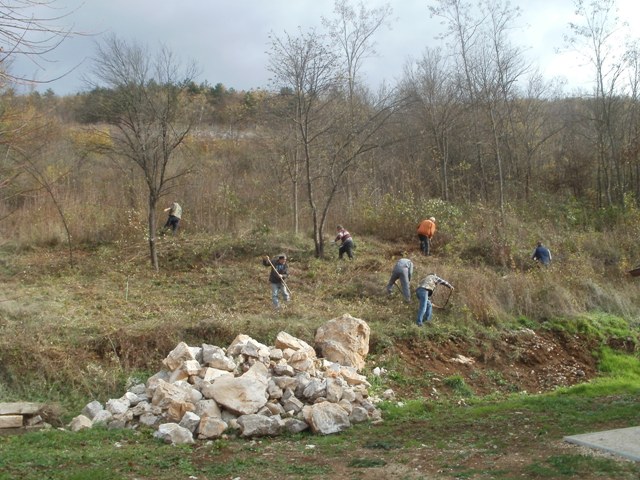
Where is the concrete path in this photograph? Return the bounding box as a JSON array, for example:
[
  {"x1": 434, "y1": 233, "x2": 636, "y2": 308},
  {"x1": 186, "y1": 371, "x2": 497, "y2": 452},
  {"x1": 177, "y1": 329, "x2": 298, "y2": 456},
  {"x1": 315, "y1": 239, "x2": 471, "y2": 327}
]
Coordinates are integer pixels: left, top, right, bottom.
[{"x1": 564, "y1": 426, "x2": 640, "y2": 462}]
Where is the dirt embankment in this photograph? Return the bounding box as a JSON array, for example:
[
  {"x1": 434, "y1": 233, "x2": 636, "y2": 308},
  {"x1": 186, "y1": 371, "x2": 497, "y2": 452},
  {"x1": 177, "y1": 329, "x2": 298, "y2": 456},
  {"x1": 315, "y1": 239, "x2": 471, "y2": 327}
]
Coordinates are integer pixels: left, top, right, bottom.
[{"x1": 387, "y1": 329, "x2": 604, "y2": 398}]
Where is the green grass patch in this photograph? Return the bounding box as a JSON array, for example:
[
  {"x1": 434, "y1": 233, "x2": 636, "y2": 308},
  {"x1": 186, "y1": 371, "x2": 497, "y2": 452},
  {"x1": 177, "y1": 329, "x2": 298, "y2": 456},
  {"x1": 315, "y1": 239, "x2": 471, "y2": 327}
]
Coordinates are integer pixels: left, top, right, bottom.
[
  {"x1": 525, "y1": 454, "x2": 635, "y2": 477},
  {"x1": 443, "y1": 374, "x2": 475, "y2": 397},
  {"x1": 347, "y1": 457, "x2": 387, "y2": 468},
  {"x1": 378, "y1": 399, "x2": 433, "y2": 421},
  {"x1": 597, "y1": 347, "x2": 640, "y2": 379},
  {"x1": 544, "y1": 313, "x2": 638, "y2": 346}
]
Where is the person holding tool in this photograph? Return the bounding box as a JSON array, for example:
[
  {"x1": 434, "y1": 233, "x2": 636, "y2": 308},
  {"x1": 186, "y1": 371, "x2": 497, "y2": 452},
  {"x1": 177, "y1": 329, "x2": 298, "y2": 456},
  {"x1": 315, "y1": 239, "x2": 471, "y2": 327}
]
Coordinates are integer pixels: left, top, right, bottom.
[
  {"x1": 163, "y1": 201, "x2": 182, "y2": 235},
  {"x1": 415, "y1": 273, "x2": 454, "y2": 326},
  {"x1": 263, "y1": 253, "x2": 291, "y2": 310},
  {"x1": 334, "y1": 225, "x2": 355, "y2": 260},
  {"x1": 386, "y1": 257, "x2": 414, "y2": 302},
  {"x1": 416, "y1": 216, "x2": 436, "y2": 256}
]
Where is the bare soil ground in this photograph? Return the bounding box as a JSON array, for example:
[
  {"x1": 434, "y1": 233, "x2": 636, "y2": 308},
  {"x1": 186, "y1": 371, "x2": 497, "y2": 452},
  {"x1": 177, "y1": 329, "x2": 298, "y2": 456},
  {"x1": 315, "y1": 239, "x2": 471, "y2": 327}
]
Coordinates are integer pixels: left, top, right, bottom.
[{"x1": 389, "y1": 328, "x2": 600, "y2": 398}]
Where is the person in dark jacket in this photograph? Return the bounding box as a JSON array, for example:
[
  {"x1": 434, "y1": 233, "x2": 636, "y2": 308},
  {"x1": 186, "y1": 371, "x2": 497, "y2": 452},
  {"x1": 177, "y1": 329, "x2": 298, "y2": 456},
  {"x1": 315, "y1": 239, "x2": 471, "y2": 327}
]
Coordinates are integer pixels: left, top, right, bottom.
[
  {"x1": 263, "y1": 253, "x2": 290, "y2": 309},
  {"x1": 415, "y1": 273, "x2": 454, "y2": 326},
  {"x1": 334, "y1": 225, "x2": 355, "y2": 260},
  {"x1": 532, "y1": 241, "x2": 552, "y2": 266}
]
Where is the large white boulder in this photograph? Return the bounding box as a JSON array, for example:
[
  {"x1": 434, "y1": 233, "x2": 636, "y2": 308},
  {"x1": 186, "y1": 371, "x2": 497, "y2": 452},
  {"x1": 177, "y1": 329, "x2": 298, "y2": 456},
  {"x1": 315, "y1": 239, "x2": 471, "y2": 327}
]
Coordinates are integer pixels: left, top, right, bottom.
[{"x1": 314, "y1": 314, "x2": 370, "y2": 371}]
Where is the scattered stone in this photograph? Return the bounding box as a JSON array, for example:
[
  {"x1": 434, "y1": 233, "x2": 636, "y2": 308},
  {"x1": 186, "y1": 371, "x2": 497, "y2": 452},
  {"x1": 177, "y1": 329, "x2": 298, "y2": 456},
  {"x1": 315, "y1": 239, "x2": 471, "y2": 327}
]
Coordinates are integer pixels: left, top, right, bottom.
[
  {"x1": 69, "y1": 415, "x2": 92, "y2": 432},
  {"x1": 0, "y1": 415, "x2": 23, "y2": 429},
  {"x1": 71, "y1": 315, "x2": 383, "y2": 444},
  {"x1": 106, "y1": 398, "x2": 130, "y2": 415},
  {"x1": 154, "y1": 422, "x2": 194, "y2": 444},
  {"x1": 303, "y1": 402, "x2": 350, "y2": 435},
  {"x1": 349, "y1": 406, "x2": 370, "y2": 423},
  {"x1": 382, "y1": 389, "x2": 396, "y2": 400},
  {"x1": 237, "y1": 414, "x2": 282, "y2": 437},
  {"x1": 449, "y1": 354, "x2": 475, "y2": 365},
  {"x1": 0, "y1": 402, "x2": 42, "y2": 416},
  {"x1": 163, "y1": 342, "x2": 198, "y2": 371},
  {"x1": 0, "y1": 402, "x2": 46, "y2": 430},
  {"x1": 179, "y1": 411, "x2": 201, "y2": 433},
  {"x1": 198, "y1": 416, "x2": 227, "y2": 439},
  {"x1": 92, "y1": 410, "x2": 113, "y2": 425},
  {"x1": 139, "y1": 413, "x2": 159, "y2": 427}
]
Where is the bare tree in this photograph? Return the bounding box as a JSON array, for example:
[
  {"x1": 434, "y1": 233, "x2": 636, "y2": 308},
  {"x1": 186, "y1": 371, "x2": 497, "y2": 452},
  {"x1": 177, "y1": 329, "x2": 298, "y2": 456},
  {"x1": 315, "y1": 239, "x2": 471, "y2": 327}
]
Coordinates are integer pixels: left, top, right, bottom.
[
  {"x1": 265, "y1": 93, "x2": 304, "y2": 234},
  {"x1": 87, "y1": 35, "x2": 198, "y2": 270},
  {"x1": 0, "y1": 0, "x2": 77, "y2": 87},
  {"x1": 623, "y1": 41, "x2": 640, "y2": 201},
  {"x1": 402, "y1": 46, "x2": 462, "y2": 201},
  {"x1": 323, "y1": 0, "x2": 392, "y2": 105},
  {"x1": 268, "y1": 28, "x2": 339, "y2": 256},
  {"x1": 566, "y1": 0, "x2": 628, "y2": 206},
  {"x1": 429, "y1": 0, "x2": 533, "y2": 215},
  {"x1": 430, "y1": 0, "x2": 494, "y2": 204},
  {"x1": 16, "y1": 145, "x2": 78, "y2": 265},
  {"x1": 0, "y1": 1, "x2": 78, "y2": 213},
  {"x1": 322, "y1": 0, "x2": 392, "y2": 208},
  {"x1": 0, "y1": 94, "x2": 85, "y2": 265},
  {"x1": 269, "y1": 5, "x2": 401, "y2": 259},
  {"x1": 479, "y1": 0, "x2": 530, "y2": 216},
  {"x1": 514, "y1": 72, "x2": 565, "y2": 200}
]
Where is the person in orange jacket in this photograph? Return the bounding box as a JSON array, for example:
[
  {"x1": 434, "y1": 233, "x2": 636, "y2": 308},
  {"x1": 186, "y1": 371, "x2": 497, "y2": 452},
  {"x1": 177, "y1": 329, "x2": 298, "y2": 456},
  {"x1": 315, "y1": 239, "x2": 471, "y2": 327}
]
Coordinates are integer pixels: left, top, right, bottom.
[{"x1": 416, "y1": 217, "x2": 436, "y2": 255}]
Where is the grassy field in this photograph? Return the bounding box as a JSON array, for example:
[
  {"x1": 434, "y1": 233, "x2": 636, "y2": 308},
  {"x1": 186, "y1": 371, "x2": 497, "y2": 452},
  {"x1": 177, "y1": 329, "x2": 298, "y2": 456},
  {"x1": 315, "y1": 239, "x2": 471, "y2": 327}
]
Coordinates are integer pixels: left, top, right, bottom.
[
  {"x1": 1, "y1": 375, "x2": 639, "y2": 479},
  {"x1": 1, "y1": 231, "x2": 639, "y2": 479}
]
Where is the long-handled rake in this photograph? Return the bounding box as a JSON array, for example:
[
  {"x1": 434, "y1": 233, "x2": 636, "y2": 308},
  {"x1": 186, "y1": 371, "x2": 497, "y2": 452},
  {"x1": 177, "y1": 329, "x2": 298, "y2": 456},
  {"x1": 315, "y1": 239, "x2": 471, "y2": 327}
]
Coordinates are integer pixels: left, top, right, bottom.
[
  {"x1": 266, "y1": 256, "x2": 293, "y2": 297},
  {"x1": 431, "y1": 286, "x2": 453, "y2": 309}
]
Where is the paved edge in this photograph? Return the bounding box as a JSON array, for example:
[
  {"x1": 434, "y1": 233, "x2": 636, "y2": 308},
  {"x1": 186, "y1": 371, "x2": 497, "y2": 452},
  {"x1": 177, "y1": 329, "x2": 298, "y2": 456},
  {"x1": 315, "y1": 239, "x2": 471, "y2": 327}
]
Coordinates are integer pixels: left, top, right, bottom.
[{"x1": 564, "y1": 427, "x2": 640, "y2": 462}]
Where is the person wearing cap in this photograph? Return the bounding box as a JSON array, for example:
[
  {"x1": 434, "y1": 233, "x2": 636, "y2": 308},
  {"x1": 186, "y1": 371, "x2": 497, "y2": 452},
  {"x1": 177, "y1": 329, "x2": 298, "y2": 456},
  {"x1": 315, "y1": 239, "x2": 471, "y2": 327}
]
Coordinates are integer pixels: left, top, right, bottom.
[
  {"x1": 532, "y1": 241, "x2": 552, "y2": 266},
  {"x1": 416, "y1": 217, "x2": 436, "y2": 255},
  {"x1": 386, "y1": 257, "x2": 414, "y2": 302},
  {"x1": 263, "y1": 253, "x2": 290, "y2": 309},
  {"x1": 415, "y1": 273, "x2": 453, "y2": 326},
  {"x1": 163, "y1": 201, "x2": 182, "y2": 235},
  {"x1": 334, "y1": 225, "x2": 355, "y2": 260}
]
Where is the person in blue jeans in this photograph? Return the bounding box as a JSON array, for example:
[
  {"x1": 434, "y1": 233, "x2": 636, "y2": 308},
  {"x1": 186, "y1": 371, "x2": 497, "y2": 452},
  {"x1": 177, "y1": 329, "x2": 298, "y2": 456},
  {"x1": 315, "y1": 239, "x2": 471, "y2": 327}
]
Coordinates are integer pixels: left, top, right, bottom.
[
  {"x1": 415, "y1": 273, "x2": 454, "y2": 326},
  {"x1": 386, "y1": 258, "x2": 414, "y2": 302},
  {"x1": 263, "y1": 254, "x2": 290, "y2": 309}
]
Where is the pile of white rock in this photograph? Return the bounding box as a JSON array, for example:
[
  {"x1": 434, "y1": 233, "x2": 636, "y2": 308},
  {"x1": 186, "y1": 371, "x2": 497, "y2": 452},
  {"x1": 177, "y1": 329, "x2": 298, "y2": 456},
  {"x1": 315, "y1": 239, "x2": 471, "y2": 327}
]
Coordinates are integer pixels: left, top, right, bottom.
[
  {"x1": 0, "y1": 402, "x2": 47, "y2": 430},
  {"x1": 70, "y1": 314, "x2": 383, "y2": 444}
]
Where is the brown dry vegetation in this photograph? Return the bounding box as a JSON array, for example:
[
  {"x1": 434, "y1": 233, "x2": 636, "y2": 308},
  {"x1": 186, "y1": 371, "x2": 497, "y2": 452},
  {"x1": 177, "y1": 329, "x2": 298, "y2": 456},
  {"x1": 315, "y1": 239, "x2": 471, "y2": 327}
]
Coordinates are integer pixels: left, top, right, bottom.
[
  {"x1": 0, "y1": 225, "x2": 638, "y2": 417},
  {"x1": 1, "y1": 3, "x2": 640, "y2": 476},
  {"x1": 1, "y1": 230, "x2": 640, "y2": 480}
]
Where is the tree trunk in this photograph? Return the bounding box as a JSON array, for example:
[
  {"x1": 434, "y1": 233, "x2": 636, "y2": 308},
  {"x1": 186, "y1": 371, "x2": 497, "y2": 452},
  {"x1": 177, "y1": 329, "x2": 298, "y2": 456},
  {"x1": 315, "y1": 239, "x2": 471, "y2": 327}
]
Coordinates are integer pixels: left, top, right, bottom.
[{"x1": 148, "y1": 198, "x2": 159, "y2": 271}]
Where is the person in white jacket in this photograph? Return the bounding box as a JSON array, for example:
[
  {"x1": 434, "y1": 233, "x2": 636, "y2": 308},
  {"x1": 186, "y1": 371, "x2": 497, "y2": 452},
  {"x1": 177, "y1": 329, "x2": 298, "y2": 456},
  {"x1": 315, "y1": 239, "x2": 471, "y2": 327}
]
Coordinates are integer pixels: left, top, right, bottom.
[
  {"x1": 415, "y1": 273, "x2": 453, "y2": 326},
  {"x1": 163, "y1": 202, "x2": 182, "y2": 234}
]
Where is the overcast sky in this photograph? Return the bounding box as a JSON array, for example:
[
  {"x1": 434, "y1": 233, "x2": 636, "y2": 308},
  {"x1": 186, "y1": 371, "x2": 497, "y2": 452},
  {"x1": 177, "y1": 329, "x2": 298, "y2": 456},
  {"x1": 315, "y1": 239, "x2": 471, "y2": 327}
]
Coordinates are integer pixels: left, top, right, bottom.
[{"x1": 11, "y1": 0, "x2": 640, "y2": 96}]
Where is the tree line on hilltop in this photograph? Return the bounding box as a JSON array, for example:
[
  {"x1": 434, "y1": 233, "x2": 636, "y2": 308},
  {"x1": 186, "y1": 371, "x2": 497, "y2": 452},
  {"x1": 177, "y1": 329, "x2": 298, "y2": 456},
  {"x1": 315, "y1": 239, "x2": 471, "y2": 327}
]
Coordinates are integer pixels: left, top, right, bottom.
[{"x1": 1, "y1": 0, "x2": 639, "y2": 269}]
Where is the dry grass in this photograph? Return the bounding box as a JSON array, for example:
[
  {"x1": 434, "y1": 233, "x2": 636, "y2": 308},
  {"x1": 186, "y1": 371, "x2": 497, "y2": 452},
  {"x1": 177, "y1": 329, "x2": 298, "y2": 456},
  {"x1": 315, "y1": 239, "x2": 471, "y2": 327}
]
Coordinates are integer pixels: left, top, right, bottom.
[{"x1": 1, "y1": 215, "x2": 640, "y2": 417}]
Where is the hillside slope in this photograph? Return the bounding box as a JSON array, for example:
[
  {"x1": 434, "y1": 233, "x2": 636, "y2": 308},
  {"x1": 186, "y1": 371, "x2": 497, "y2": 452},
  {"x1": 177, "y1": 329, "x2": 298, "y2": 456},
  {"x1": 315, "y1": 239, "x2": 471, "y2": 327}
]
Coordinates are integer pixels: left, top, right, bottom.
[{"x1": 0, "y1": 232, "x2": 638, "y2": 416}]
